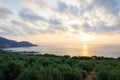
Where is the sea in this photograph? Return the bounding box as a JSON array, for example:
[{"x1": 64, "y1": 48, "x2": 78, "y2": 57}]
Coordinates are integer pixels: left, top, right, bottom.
[{"x1": 2, "y1": 43, "x2": 120, "y2": 58}]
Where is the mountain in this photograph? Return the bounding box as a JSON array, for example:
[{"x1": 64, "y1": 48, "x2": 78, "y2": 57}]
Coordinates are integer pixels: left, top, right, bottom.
[{"x1": 0, "y1": 37, "x2": 37, "y2": 48}]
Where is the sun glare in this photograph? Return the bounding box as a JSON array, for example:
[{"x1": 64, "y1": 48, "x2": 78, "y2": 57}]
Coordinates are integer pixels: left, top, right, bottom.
[
  {"x1": 80, "y1": 33, "x2": 93, "y2": 42},
  {"x1": 73, "y1": 32, "x2": 93, "y2": 42},
  {"x1": 74, "y1": 32, "x2": 93, "y2": 42},
  {"x1": 81, "y1": 43, "x2": 90, "y2": 56},
  {"x1": 83, "y1": 44, "x2": 88, "y2": 49}
]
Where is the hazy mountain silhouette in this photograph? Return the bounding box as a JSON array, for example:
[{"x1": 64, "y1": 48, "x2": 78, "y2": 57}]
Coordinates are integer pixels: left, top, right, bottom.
[{"x1": 0, "y1": 37, "x2": 37, "y2": 48}]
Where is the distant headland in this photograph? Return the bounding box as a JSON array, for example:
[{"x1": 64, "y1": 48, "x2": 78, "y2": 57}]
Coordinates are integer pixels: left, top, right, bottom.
[{"x1": 0, "y1": 37, "x2": 37, "y2": 48}]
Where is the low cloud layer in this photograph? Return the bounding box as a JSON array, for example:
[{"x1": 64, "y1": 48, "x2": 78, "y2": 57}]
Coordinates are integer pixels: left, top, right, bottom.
[
  {"x1": 0, "y1": 0, "x2": 120, "y2": 37},
  {"x1": 0, "y1": 3, "x2": 12, "y2": 19}
]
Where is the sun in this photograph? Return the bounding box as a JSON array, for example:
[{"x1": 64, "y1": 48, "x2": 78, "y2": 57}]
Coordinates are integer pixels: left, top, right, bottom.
[
  {"x1": 80, "y1": 33, "x2": 92, "y2": 42},
  {"x1": 72, "y1": 32, "x2": 93, "y2": 42}
]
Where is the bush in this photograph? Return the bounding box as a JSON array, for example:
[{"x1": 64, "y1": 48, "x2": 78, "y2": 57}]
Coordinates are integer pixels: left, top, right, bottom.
[
  {"x1": 1, "y1": 61, "x2": 23, "y2": 80},
  {"x1": 109, "y1": 70, "x2": 120, "y2": 80},
  {"x1": 0, "y1": 51, "x2": 120, "y2": 80},
  {"x1": 97, "y1": 69, "x2": 109, "y2": 80}
]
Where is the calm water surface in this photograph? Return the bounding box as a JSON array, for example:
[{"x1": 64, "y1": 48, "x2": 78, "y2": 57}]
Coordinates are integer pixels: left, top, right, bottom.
[{"x1": 3, "y1": 44, "x2": 120, "y2": 58}]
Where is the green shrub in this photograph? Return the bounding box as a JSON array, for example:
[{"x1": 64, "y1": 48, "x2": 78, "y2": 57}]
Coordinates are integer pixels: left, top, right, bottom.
[
  {"x1": 97, "y1": 69, "x2": 109, "y2": 80},
  {"x1": 109, "y1": 70, "x2": 120, "y2": 80}
]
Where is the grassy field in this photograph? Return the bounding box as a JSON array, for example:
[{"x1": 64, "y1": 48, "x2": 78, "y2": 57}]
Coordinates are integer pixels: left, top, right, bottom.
[{"x1": 0, "y1": 50, "x2": 120, "y2": 80}]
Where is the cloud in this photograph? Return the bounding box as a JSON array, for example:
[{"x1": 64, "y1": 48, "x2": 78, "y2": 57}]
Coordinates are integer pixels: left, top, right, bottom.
[
  {"x1": 0, "y1": 24, "x2": 22, "y2": 36},
  {"x1": 12, "y1": 0, "x2": 120, "y2": 36},
  {"x1": 11, "y1": 20, "x2": 40, "y2": 35},
  {"x1": 57, "y1": 1, "x2": 68, "y2": 12},
  {"x1": 82, "y1": 22, "x2": 120, "y2": 34},
  {"x1": 22, "y1": 0, "x2": 47, "y2": 9},
  {"x1": 91, "y1": 0, "x2": 120, "y2": 14},
  {"x1": 63, "y1": 0, "x2": 120, "y2": 35},
  {"x1": 49, "y1": 18, "x2": 61, "y2": 25},
  {"x1": 19, "y1": 8, "x2": 46, "y2": 22},
  {"x1": 11, "y1": 19, "x2": 66, "y2": 35},
  {"x1": 45, "y1": 17, "x2": 68, "y2": 32},
  {"x1": 0, "y1": 3, "x2": 12, "y2": 19},
  {"x1": 0, "y1": 0, "x2": 120, "y2": 37},
  {"x1": 57, "y1": 1, "x2": 81, "y2": 16}
]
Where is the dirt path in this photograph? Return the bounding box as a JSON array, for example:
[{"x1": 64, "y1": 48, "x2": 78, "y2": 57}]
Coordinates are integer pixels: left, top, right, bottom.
[{"x1": 84, "y1": 70, "x2": 95, "y2": 80}]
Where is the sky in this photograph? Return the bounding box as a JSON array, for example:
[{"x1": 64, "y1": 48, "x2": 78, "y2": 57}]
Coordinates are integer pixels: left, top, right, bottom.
[{"x1": 0, "y1": 0, "x2": 120, "y2": 44}]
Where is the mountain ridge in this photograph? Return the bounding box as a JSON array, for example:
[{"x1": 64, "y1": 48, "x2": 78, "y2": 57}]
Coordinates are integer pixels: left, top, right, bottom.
[{"x1": 0, "y1": 37, "x2": 37, "y2": 48}]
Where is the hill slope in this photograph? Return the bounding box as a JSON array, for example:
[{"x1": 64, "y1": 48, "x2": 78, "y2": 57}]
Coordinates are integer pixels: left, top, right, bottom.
[{"x1": 0, "y1": 37, "x2": 37, "y2": 48}]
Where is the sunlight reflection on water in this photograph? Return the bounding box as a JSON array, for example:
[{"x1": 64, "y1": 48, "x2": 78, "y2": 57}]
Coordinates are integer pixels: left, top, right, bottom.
[
  {"x1": 2, "y1": 44, "x2": 120, "y2": 58},
  {"x1": 81, "y1": 43, "x2": 90, "y2": 56}
]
